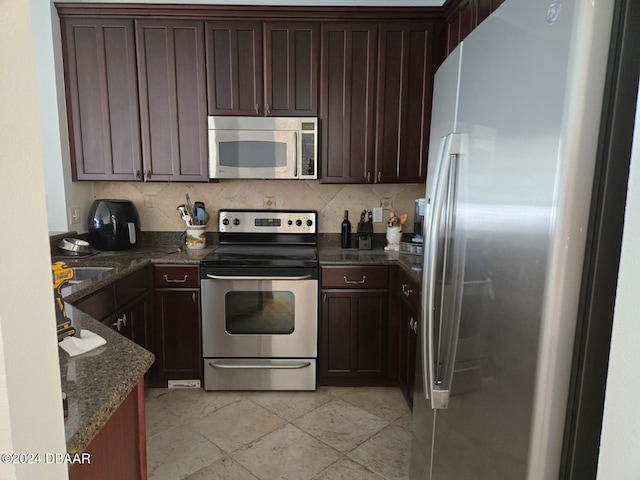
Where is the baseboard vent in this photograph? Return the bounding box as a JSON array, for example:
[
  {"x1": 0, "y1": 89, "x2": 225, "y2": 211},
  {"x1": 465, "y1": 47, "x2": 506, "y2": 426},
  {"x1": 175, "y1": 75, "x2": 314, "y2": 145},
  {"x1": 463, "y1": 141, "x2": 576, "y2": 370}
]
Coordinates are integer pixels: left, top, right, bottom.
[{"x1": 168, "y1": 380, "x2": 201, "y2": 389}]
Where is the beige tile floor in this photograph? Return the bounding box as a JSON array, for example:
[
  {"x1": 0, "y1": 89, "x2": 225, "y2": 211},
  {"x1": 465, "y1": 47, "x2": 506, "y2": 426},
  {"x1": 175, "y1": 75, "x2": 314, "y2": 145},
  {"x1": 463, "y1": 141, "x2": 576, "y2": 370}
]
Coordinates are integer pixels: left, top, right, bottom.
[{"x1": 145, "y1": 386, "x2": 412, "y2": 480}]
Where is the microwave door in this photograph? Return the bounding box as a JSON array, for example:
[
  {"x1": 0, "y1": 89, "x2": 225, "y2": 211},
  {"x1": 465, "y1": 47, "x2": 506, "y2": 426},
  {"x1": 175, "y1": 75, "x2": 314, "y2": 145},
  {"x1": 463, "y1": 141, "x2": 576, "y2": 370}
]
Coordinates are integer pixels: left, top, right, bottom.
[{"x1": 209, "y1": 130, "x2": 297, "y2": 179}]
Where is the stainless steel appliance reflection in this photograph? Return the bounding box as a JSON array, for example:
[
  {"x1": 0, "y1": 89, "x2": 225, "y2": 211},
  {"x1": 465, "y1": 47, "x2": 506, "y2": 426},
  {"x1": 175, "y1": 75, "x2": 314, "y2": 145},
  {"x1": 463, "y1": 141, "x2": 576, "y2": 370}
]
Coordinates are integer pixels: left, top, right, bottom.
[{"x1": 200, "y1": 209, "x2": 318, "y2": 391}]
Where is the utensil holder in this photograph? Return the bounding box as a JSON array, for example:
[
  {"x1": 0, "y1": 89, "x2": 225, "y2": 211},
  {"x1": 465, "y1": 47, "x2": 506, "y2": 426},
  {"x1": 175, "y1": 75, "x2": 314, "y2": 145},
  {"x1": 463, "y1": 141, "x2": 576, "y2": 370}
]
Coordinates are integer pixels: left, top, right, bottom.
[{"x1": 185, "y1": 225, "x2": 206, "y2": 250}]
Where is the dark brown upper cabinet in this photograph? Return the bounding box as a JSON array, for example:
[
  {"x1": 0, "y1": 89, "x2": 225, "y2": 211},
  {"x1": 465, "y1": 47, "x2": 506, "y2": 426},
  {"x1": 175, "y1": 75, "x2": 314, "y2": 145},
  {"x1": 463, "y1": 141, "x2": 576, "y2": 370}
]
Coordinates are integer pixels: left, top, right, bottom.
[
  {"x1": 206, "y1": 21, "x2": 319, "y2": 117},
  {"x1": 264, "y1": 22, "x2": 320, "y2": 116},
  {"x1": 136, "y1": 20, "x2": 209, "y2": 182},
  {"x1": 445, "y1": 0, "x2": 506, "y2": 54},
  {"x1": 61, "y1": 18, "x2": 142, "y2": 181},
  {"x1": 320, "y1": 23, "x2": 378, "y2": 184},
  {"x1": 205, "y1": 21, "x2": 264, "y2": 116},
  {"x1": 375, "y1": 23, "x2": 435, "y2": 184}
]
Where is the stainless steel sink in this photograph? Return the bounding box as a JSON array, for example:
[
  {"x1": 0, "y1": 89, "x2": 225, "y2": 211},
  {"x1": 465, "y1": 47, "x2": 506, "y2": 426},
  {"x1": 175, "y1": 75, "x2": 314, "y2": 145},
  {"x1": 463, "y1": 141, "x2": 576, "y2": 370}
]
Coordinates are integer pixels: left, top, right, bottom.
[{"x1": 65, "y1": 266, "x2": 114, "y2": 285}]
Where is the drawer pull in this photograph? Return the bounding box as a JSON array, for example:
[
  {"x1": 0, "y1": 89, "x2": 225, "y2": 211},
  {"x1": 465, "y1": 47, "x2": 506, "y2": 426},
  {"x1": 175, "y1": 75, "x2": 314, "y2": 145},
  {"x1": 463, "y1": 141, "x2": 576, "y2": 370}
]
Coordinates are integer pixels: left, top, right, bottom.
[
  {"x1": 402, "y1": 284, "x2": 413, "y2": 297},
  {"x1": 343, "y1": 275, "x2": 366, "y2": 285},
  {"x1": 165, "y1": 274, "x2": 188, "y2": 283}
]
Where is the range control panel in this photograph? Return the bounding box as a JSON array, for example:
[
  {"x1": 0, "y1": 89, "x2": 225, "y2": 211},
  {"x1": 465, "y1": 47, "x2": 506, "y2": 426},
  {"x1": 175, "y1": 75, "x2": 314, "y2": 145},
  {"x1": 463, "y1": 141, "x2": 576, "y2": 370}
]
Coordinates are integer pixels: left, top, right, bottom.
[{"x1": 218, "y1": 209, "x2": 317, "y2": 234}]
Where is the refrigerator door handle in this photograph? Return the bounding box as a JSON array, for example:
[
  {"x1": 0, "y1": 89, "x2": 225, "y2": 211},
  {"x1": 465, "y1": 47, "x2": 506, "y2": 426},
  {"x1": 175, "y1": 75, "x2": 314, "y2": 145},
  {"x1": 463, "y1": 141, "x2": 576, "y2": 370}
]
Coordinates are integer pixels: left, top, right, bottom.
[
  {"x1": 424, "y1": 134, "x2": 452, "y2": 406},
  {"x1": 425, "y1": 133, "x2": 466, "y2": 410}
]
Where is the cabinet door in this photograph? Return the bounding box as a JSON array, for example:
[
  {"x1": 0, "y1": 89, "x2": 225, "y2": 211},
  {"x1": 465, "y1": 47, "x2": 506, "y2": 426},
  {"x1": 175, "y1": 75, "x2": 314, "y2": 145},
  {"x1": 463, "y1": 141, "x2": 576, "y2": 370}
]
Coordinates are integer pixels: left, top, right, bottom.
[
  {"x1": 398, "y1": 299, "x2": 418, "y2": 409},
  {"x1": 265, "y1": 22, "x2": 319, "y2": 116},
  {"x1": 153, "y1": 289, "x2": 201, "y2": 385},
  {"x1": 320, "y1": 289, "x2": 388, "y2": 381},
  {"x1": 376, "y1": 23, "x2": 434, "y2": 184},
  {"x1": 320, "y1": 23, "x2": 377, "y2": 183},
  {"x1": 122, "y1": 293, "x2": 150, "y2": 349},
  {"x1": 206, "y1": 21, "x2": 263, "y2": 116},
  {"x1": 136, "y1": 19, "x2": 208, "y2": 182},
  {"x1": 61, "y1": 18, "x2": 141, "y2": 181},
  {"x1": 69, "y1": 381, "x2": 146, "y2": 480}
]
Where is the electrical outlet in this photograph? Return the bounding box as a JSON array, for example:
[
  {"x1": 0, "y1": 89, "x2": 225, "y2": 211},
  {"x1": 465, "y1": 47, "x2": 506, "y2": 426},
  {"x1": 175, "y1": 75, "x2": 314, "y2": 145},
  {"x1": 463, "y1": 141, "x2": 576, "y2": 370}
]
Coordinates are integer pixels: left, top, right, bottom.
[
  {"x1": 69, "y1": 206, "x2": 81, "y2": 225},
  {"x1": 373, "y1": 207, "x2": 383, "y2": 223}
]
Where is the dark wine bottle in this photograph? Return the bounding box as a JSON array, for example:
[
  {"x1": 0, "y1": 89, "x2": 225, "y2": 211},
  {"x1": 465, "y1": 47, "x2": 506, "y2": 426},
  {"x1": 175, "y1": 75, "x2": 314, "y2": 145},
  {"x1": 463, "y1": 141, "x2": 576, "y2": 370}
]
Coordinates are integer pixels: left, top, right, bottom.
[{"x1": 341, "y1": 210, "x2": 351, "y2": 248}]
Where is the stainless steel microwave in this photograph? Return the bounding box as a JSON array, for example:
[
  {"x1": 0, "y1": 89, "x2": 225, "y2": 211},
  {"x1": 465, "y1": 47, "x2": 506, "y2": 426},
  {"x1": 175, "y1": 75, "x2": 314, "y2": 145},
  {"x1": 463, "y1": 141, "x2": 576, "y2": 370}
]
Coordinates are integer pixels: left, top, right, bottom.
[{"x1": 207, "y1": 116, "x2": 318, "y2": 179}]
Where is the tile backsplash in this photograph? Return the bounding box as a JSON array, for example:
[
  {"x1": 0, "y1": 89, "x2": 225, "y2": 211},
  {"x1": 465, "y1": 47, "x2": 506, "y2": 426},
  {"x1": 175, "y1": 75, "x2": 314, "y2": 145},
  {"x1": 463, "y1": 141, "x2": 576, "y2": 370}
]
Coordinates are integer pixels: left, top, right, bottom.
[{"x1": 93, "y1": 180, "x2": 425, "y2": 234}]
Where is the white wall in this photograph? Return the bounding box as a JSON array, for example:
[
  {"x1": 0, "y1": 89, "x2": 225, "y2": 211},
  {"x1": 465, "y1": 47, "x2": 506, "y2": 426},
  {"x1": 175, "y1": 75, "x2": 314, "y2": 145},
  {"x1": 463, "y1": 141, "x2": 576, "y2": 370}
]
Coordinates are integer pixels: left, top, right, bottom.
[
  {"x1": 596, "y1": 80, "x2": 640, "y2": 478},
  {"x1": 34, "y1": 0, "x2": 93, "y2": 234},
  {"x1": 0, "y1": 0, "x2": 70, "y2": 479}
]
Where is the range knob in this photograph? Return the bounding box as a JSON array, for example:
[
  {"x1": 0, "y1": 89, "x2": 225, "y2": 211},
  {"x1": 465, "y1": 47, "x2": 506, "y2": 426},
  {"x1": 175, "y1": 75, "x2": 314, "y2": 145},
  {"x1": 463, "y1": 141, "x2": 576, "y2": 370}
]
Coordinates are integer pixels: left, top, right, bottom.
[
  {"x1": 233, "y1": 218, "x2": 240, "y2": 226},
  {"x1": 287, "y1": 219, "x2": 293, "y2": 226},
  {"x1": 306, "y1": 219, "x2": 313, "y2": 227},
  {"x1": 295, "y1": 219, "x2": 302, "y2": 226},
  {"x1": 222, "y1": 218, "x2": 230, "y2": 226}
]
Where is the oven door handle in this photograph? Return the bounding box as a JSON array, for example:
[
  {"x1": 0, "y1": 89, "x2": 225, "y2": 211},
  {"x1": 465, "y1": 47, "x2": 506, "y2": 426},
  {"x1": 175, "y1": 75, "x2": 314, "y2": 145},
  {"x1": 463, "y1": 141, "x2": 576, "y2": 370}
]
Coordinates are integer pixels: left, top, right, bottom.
[
  {"x1": 208, "y1": 360, "x2": 312, "y2": 370},
  {"x1": 205, "y1": 274, "x2": 313, "y2": 281}
]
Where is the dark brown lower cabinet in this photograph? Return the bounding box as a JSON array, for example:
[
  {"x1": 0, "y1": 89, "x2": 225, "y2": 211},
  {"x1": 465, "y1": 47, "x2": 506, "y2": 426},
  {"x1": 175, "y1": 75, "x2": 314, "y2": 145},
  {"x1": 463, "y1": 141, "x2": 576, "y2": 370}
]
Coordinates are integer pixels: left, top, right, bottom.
[
  {"x1": 396, "y1": 267, "x2": 421, "y2": 409},
  {"x1": 151, "y1": 266, "x2": 201, "y2": 386},
  {"x1": 319, "y1": 265, "x2": 395, "y2": 386},
  {"x1": 71, "y1": 267, "x2": 150, "y2": 349},
  {"x1": 398, "y1": 297, "x2": 419, "y2": 409},
  {"x1": 103, "y1": 293, "x2": 149, "y2": 348},
  {"x1": 69, "y1": 380, "x2": 147, "y2": 480}
]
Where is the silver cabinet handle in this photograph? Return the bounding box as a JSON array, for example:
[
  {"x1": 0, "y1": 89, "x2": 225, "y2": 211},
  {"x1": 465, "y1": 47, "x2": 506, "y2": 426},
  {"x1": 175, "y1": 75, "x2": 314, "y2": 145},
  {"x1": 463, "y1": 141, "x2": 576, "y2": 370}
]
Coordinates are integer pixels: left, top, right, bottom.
[
  {"x1": 266, "y1": 103, "x2": 271, "y2": 115},
  {"x1": 192, "y1": 292, "x2": 197, "y2": 303},
  {"x1": 401, "y1": 284, "x2": 413, "y2": 297},
  {"x1": 255, "y1": 103, "x2": 260, "y2": 114},
  {"x1": 121, "y1": 313, "x2": 127, "y2": 326},
  {"x1": 343, "y1": 275, "x2": 366, "y2": 285},
  {"x1": 111, "y1": 318, "x2": 122, "y2": 331},
  {"x1": 144, "y1": 169, "x2": 152, "y2": 181},
  {"x1": 206, "y1": 274, "x2": 312, "y2": 281},
  {"x1": 377, "y1": 171, "x2": 381, "y2": 182},
  {"x1": 134, "y1": 169, "x2": 141, "y2": 179},
  {"x1": 367, "y1": 172, "x2": 371, "y2": 183},
  {"x1": 165, "y1": 274, "x2": 188, "y2": 283}
]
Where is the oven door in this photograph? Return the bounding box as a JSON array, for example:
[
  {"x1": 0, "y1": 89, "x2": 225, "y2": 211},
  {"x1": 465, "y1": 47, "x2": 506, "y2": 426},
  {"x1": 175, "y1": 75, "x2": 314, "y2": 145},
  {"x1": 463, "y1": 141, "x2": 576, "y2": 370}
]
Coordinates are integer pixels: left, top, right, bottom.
[{"x1": 201, "y1": 274, "x2": 318, "y2": 358}]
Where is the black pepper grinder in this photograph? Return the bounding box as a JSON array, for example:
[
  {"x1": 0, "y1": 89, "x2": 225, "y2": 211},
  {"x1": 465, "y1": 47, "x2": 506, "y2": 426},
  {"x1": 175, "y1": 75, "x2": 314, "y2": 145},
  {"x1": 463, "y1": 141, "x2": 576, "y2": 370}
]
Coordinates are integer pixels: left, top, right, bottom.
[{"x1": 341, "y1": 210, "x2": 351, "y2": 248}]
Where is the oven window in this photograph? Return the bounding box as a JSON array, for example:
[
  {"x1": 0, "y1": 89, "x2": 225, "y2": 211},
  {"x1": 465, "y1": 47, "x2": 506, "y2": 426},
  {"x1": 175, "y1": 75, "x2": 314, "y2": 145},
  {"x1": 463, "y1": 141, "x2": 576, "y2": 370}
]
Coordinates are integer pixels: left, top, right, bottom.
[
  {"x1": 225, "y1": 291, "x2": 295, "y2": 334},
  {"x1": 219, "y1": 141, "x2": 287, "y2": 168}
]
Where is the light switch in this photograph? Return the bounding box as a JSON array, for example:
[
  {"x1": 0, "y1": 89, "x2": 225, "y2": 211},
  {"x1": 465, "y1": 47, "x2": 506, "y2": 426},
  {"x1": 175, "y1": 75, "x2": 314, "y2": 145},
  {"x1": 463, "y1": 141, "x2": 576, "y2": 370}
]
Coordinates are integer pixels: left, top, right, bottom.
[
  {"x1": 373, "y1": 207, "x2": 383, "y2": 223},
  {"x1": 69, "y1": 206, "x2": 81, "y2": 225}
]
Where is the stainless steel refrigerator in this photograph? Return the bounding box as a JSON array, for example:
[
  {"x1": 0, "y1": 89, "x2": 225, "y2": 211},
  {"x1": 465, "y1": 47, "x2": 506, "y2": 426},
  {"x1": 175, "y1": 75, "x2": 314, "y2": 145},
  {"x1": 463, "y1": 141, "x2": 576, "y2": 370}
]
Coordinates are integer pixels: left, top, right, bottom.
[{"x1": 410, "y1": 0, "x2": 639, "y2": 478}]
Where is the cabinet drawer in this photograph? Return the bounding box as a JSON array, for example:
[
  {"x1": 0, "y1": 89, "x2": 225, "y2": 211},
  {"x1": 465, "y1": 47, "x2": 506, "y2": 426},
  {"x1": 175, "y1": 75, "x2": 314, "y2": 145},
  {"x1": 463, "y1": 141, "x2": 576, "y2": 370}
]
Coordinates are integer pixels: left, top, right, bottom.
[
  {"x1": 397, "y1": 267, "x2": 421, "y2": 313},
  {"x1": 154, "y1": 265, "x2": 199, "y2": 288},
  {"x1": 321, "y1": 266, "x2": 388, "y2": 289},
  {"x1": 115, "y1": 266, "x2": 149, "y2": 307},
  {"x1": 72, "y1": 284, "x2": 115, "y2": 322}
]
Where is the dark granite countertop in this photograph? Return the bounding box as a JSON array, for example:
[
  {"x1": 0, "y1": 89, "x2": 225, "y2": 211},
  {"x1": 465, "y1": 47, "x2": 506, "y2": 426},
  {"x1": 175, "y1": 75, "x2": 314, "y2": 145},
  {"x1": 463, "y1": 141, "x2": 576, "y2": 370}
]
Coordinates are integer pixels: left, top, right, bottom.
[
  {"x1": 60, "y1": 307, "x2": 154, "y2": 454},
  {"x1": 59, "y1": 246, "x2": 213, "y2": 304},
  {"x1": 318, "y1": 247, "x2": 423, "y2": 284}
]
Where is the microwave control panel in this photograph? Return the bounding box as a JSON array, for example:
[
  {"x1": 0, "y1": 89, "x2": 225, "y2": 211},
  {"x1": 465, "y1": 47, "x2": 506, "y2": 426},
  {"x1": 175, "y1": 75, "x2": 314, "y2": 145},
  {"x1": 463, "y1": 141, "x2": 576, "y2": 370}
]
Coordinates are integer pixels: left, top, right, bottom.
[{"x1": 301, "y1": 133, "x2": 316, "y2": 177}]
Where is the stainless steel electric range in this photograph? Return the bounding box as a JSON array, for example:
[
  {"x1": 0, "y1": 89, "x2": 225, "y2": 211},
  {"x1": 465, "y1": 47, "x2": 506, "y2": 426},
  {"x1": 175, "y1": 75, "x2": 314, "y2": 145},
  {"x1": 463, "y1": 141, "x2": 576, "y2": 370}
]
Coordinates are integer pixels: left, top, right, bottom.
[{"x1": 200, "y1": 209, "x2": 318, "y2": 391}]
